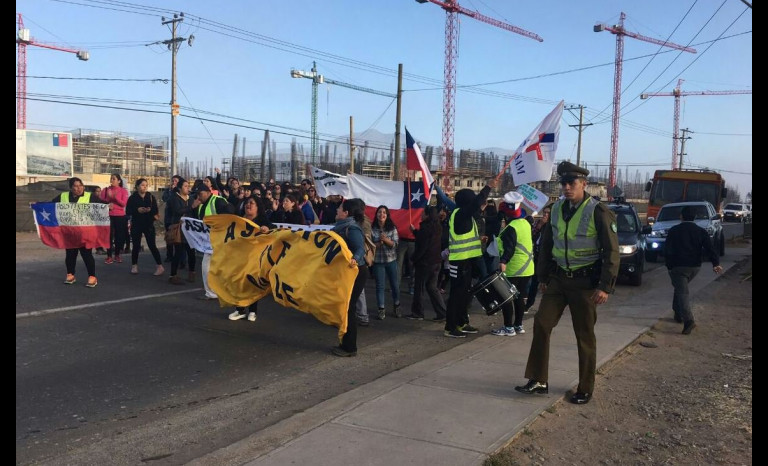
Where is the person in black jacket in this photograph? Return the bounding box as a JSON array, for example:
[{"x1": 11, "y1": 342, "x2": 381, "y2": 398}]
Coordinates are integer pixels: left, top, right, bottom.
[
  {"x1": 405, "y1": 206, "x2": 447, "y2": 321},
  {"x1": 664, "y1": 205, "x2": 724, "y2": 334}
]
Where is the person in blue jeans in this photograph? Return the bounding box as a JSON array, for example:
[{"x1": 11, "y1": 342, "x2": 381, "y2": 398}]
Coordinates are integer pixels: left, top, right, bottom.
[{"x1": 371, "y1": 205, "x2": 401, "y2": 319}]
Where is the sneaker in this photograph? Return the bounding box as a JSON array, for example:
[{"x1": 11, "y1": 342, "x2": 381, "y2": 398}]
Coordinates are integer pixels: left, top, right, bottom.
[
  {"x1": 115, "y1": 255, "x2": 123, "y2": 263},
  {"x1": 153, "y1": 265, "x2": 165, "y2": 276},
  {"x1": 491, "y1": 326, "x2": 516, "y2": 336},
  {"x1": 513, "y1": 325, "x2": 525, "y2": 334},
  {"x1": 85, "y1": 276, "x2": 98, "y2": 288},
  {"x1": 331, "y1": 346, "x2": 357, "y2": 357},
  {"x1": 682, "y1": 321, "x2": 697, "y2": 335},
  {"x1": 444, "y1": 328, "x2": 467, "y2": 338},
  {"x1": 228, "y1": 310, "x2": 246, "y2": 321},
  {"x1": 357, "y1": 319, "x2": 370, "y2": 327},
  {"x1": 104, "y1": 257, "x2": 114, "y2": 265},
  {"x1": 247, "y1": 312, "x2": 257, "y2": 322},
  {"x1": 130, "y1": 265, "x2": 139, "y2": 274},
  {"x1": 377, "y1": 308, "x2": 386, "y2": 320},
  {"x1": 460, "y1": 324, "x2": 479, "y2": 334},
  {"x1": 405, "y1": 314, "x2": 424, "y2": 321},
  {"x1": 64, "y1": 274, "x2": 76, "y2": 285}
]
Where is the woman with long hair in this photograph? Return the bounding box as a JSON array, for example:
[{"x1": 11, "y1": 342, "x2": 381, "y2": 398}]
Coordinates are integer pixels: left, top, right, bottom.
[
  {"x1": 371, "y1": 205, "x2": 401, "y2": 319},
  {"x1": 270, "y1": 192, "x2": 306, "y2": 225},
  {"x1": 100, "y1": 173, "x2": 129, "y2": 264},
  {"x1": 125, "y1": 178, "x2": 165, "y2": 276},
  {"x1": 166, "y1": 178, "x2": 197, "y2": 285},
  {"x1": 203, "y1": 176, "x2": 220, "y2": 196},
  {"x1": 330, "y1": 198, "x2": 368, "y2": 357}
]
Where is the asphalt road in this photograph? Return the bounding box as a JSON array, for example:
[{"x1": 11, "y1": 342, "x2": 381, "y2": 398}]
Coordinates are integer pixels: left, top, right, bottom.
[{"x1": 16, "y1": 222, "x2": 745, "y2": 465}]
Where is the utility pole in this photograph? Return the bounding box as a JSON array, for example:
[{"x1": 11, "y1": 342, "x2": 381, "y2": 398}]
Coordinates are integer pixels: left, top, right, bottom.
[
  {"x1": 565, "y1": 104, "x2": 592, "y2": 167},
  {"x1": 161, "y1": 12, "x2": 193, "y2": 177},
  {"x1": 394, "y1": 63, "x2": 403, "y2": 180},
  {"x1": 678, "y1": 128, "x2": 692, "y2": 170},
  {"x1": 349, "y1": 116, "x2": 355, "y2": 174}
]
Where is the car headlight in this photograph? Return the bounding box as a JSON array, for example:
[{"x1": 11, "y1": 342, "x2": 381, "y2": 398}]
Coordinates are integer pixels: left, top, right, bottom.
[
  {"x1": 706, "y1": 226, "x2": 715, "y2": 236},
  {"x1": 619, "y1": 244, "x2": 637, "y2": 255},
  {"x1": 649, "y1": 229, "x2": 667, "y2": 238}
]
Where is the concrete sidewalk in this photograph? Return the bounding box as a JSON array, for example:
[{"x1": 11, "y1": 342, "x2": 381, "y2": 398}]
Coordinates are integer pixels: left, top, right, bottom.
[{"x1": 192, "y1": 248, "x2": 749, "y2": 466}]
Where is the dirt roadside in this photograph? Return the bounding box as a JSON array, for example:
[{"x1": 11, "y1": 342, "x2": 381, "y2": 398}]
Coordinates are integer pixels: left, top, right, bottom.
[{"x1": 485, "y1": 254, "x2": 752, "y2": 466}]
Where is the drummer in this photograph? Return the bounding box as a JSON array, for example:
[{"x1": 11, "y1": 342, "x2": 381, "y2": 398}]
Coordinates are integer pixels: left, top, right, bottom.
[{"x1": 490, "y1": 191, "x2": 534, "y2": 337}]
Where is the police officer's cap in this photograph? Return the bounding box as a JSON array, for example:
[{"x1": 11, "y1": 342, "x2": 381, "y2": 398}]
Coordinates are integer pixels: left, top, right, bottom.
[{"x1": 557, "y1": 161, "x2": 589, "y2": 182}]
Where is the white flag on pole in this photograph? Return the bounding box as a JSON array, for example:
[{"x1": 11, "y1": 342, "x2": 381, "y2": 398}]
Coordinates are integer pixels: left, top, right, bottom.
[
  {"x1": 509, "y1": 100, "x2": 564, "y2": 186},
  {"x1": 309, "y1": 165, "x2": 349, "y2": 198}
]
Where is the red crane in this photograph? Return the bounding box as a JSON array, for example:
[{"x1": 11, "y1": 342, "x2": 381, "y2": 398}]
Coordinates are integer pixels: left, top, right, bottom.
[
  {"x1": 16, "y1": 13, "x2": 89, "y2": 129},
  {"x1": 594, "y1": 12, "x2": 696, "y2": 191},
  {"x1": 641, "y1": 78, "x2": 752, "y2": 170},
  {"x1": 416, "y1": 0, "x2": 542, "y2": 192}
]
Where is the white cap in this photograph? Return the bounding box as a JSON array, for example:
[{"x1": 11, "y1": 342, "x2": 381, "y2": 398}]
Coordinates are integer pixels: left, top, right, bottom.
[{"x1": 503, "y1": 191, "x2": 525, "y2": 209}]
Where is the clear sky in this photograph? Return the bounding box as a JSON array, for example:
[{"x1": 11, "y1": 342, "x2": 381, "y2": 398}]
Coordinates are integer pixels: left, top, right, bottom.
[{"x1": 17, "y1": 0, "x2": 752, "y2": 198}]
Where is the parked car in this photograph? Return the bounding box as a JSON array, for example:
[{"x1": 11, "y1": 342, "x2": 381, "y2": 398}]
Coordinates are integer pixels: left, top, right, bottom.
[
  {"x1": 606, "y1": 201, "x2": 651, "y2": 286},
  {"x1": 723, "y1": 202, "x2": 751, "y2": 223},
  {"x1": 645, "y1": 201, "x2": 725, "y2": 262}
]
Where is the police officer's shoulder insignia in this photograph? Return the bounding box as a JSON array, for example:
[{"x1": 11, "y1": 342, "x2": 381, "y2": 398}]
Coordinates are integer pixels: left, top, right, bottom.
[{"x1": 611, "y1": 222, "x2": 617, "y2": 233}]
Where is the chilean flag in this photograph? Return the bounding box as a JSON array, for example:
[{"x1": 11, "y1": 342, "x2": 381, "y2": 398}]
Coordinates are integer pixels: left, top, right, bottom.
[
  {"x1": 347, "y1": 174, "x2": 429, "y2": 241},
  {"x1": 32, "y1": 202, "x2": 110, "y2": 249},
  {"x1": 405, "y1": 128, "x2": 434, "y2": 200}
]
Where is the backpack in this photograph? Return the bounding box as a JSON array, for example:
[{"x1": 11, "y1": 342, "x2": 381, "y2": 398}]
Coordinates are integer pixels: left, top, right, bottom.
[{"x1": 346, "y1": 226, "x2": 376, "y2": 267}]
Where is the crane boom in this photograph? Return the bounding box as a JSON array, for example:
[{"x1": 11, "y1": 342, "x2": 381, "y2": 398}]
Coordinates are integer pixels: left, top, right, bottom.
[
  {"x1": 594, "y1": 12, "x2": 695, "y2": 193},
  {"x1": 416, "y1": 0, "x2": 541, "y2": 193},
  {"x1": 640, "y1": 79, "x2": 752, "y2": 169}
]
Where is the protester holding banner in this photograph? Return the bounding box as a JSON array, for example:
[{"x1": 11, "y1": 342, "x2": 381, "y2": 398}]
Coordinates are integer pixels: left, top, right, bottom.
[
  {"x1": 330, "y1": 198, "x2": 369, "y2": 357},
  {"x1": 125, "y1": 178, "x2": 164, "y2": 276},
  {"x1": 371, "y1": 205, "x2": 401, "y2": 320},
  {"x1": 100, "y1": 173, "x2": 129, "y2": 265},
  {"x1": 444, "y1": 179, "x2": 496, "y2": 338},
  {"x1": 192, "y1": 184, "x2": 234, "y2": 299},
  {"x1": 51, "y1": 177, "x2": 105, "y2": 288},
  {"x1": 167, "y1": 178, "x2": 197, "y2": 285}
]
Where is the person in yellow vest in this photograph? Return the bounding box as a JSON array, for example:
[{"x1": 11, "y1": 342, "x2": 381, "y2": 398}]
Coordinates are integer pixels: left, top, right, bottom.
[
  {"x1": 515, "y1": 162, "x2": 619, "y2": 405},
  {"x1": 52, "y1": 177, "x2": 106, "y2": 288},
  {"x1": 444, "y1": 178, "x2": 497, "y2": 338},
  {"x1": 490, "y1": 191, "x2": 534, "y2": 337},
  {"x1": 192, "y1": 184, "x2": 234, "y2": 300}
]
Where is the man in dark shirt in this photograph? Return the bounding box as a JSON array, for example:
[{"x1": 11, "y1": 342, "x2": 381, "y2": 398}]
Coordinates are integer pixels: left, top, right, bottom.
[{"x1": 664, "y1": 205, "x2": 724, "y2": 334}]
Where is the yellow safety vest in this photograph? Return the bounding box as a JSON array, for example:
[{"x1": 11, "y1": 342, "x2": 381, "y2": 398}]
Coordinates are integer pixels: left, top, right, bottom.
[
  {"x1": 550, "y1": 197, "x2": 600, "y2": 271},
  {"x1": 197, "y1": 194, "x2": 225, "y2": 217},
  {"x1": 448, "y1": 209, "x2": 482, "y2": 261},
  {"x1": 497, "y1": 217, "x2": 534, "y2": 277},
  {"x1": 60, "y1": 191, "x2": 91, "y2": 203}
]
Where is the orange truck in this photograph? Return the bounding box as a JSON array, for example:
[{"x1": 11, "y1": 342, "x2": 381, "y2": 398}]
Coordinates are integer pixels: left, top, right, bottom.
[{"x1": 644, "y1": 169, "x2": 727, "y2": 222}]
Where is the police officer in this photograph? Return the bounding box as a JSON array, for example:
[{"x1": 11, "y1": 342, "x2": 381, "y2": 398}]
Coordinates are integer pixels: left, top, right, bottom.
[{"x1": 514, "y1": 161, "x2": 619, "y2": 405}]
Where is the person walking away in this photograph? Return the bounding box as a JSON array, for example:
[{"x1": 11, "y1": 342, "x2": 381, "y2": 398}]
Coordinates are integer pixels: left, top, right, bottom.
[
  {"x1": 125, "y1": 178, "x2": 165, "y2": 276},
  {"x1": 490, "y1": 191, "x2": 533, "y2": 337},
  {"x1": 371, "y1": 205, "x2": 401, "y2": 319},
  {"x1": 192, "y1": 183, "x2": 234, "y2": 299},
  {"x1": 444, "y1": 178, "x2": 496, "y2": 338},
  {"x1": 100, "y1": 173, "x2": 128, "y2": 264},
  {"x1": 665, "y1": 205, "x2": 724, "y2": 334},
  {"x1": 53, "y1": 177, "x2": 105, "y2": 288},
  {"x1": 525, "y1": 204, "x2": 552, "y2": 313},
  {"x1": 405, "y1": 206, "x2": 447, "y2": 322},
  {"x1": 514, "y1": 162, "x2": 619, "y2": 405},
  {"x1": 166, "y1": 178, "x2": 197, "y2": 285},
  {"x1": 229, "y1": 196, "x2": 273, "y2": 321},
  {"x1": 330, "y1": 198, "x2": 369, "y2": 357}
]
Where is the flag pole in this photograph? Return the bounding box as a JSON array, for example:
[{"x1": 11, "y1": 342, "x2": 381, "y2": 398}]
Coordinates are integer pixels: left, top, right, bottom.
[
  {"x1": 495, "y1": 152, "x2": 519, "y2": 183},
  {"x1": 406, "y1": 169, "x2": 412, "y2": 226}
]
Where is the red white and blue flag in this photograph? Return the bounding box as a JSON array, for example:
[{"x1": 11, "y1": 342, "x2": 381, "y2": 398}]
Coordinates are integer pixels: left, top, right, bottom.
[
  {"x1": 405, "y1": 128, "x2": 434, "y2": 199},
  {"x1": 347, "y1": 174, "x2": 428, "y2": 241},
  {"x1": 32, "y1": 202, "x2": 110, "y2": 249},
  {"x1": 507, "y1": 100, "x2": 564, "y2": 186}
]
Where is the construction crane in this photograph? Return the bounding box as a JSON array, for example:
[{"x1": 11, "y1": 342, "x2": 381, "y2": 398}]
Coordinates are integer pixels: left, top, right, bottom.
[
  {"x1": 415, "y1": 0, "x2": 542, "y2": 193},
  {"x1": 594, "y1": 12, "x2": 695, "y2": 191},
  {"x1": 16, "y1": 13, "x2": 89, "y2": 129},
  {"x1": 641, "y1": 78, "x2": 752, "y2": 170},
  {"x1": 291, "y1": 61, "x2": 396, "y2": 165}
]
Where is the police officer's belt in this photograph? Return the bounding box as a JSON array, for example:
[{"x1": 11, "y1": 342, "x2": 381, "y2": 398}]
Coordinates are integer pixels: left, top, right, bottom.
[{"x1": 556, "y1": 266, "x2": 596, "y2": 279}]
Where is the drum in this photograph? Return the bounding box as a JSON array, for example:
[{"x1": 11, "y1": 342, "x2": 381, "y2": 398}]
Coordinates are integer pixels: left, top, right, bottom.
[{"x1": 469, "y1": 271, "x2": 519, "y2": 316}]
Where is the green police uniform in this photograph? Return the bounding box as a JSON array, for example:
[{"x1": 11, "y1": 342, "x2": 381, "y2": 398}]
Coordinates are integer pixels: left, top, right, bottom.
[{"x1": 522, "y1": 162, "x2": 619, "y2": 397}]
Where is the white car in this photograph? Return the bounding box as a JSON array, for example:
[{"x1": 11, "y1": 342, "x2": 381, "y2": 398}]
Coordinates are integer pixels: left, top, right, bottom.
[{"x1": 723, "y1": 203, "x2": 751, "y2": 223}]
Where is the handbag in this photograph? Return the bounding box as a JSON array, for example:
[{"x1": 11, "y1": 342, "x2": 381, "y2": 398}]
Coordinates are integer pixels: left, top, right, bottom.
[{"x1": 165, "y1": 223, "x2": 181, "y2": 245}]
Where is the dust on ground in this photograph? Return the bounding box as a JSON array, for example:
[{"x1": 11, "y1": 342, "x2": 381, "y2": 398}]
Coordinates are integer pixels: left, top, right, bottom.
[{"x1": 486, "y1": 256, "x2": 752, "y2": 466}]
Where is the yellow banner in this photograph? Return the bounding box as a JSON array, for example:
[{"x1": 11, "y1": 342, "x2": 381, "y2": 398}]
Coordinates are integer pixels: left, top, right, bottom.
[{"x1": 205, "y1": 214, "x2": 357, "y2": 339}]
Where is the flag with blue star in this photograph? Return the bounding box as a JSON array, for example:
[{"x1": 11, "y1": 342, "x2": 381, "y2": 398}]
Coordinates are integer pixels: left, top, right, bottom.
[{"x1": 31, "y1": 202, "x2": 110, "y2": 249}]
